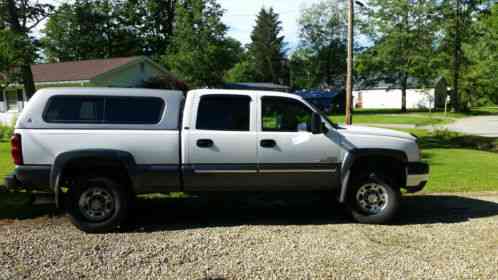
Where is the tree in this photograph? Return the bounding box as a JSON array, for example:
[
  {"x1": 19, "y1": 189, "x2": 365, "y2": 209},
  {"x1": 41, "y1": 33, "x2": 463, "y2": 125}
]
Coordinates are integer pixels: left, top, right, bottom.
[
  {"x1": 162, "y1": 0, "x2": 242, "y2": 87},
  {"x1": 1, "y1": 0, "x2": 53, "y2": 98},
  {"x1": 356, "y1": 0, "x2": 438, "y2": 112},
  {"x1": 224, "y1": 54, "x2": 258, "y2": 83},
  {"x1": 0, "y1": 30, "x2": 25, "y2": 90},
  {"x1": 460, "y1": 3, "x2": 498, "y2": 105},
  {"x1": 434, "y1": 0, "x2": 495, "y2": 111},
  {"x1": 248, "y1": 7, "x2": 287, "y2": 84},
  {"x1": 42, "y1": 0, "x2": 140, "y2": 62},
  {"x1": 122, "y1": 0, "x2": 177, "y2": 58},
  {"x1": 291, "y1": 0, "x2": 347, "y2": 89}
]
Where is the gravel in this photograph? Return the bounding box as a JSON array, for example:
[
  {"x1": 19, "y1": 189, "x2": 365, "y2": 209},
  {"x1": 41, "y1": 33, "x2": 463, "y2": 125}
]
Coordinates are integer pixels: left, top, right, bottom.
[{"x1": 1, "y1": 193, "x2": 497, "y2": 279}]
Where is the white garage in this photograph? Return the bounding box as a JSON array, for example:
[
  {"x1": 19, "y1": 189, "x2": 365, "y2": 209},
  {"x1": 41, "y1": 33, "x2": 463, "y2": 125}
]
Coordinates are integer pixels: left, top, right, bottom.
[{"x1": 353, "y1": 88, "x2": 436, "y2": 110}]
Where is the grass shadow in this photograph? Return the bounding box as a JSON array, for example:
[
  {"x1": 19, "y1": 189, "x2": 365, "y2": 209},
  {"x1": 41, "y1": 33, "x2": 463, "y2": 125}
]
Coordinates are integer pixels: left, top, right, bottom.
[{"x1": 417, "y1": 131, "x2": 498, "y2": 152}]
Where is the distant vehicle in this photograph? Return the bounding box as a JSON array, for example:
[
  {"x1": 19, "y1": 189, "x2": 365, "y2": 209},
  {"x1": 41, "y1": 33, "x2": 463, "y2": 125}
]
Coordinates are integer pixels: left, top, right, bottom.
[
  {"x1": 5, "y1": 88, "x2": 428, "y2": 232},
  {"x1": 295, "y1": 89, "x2": 344, "y2": 113}
]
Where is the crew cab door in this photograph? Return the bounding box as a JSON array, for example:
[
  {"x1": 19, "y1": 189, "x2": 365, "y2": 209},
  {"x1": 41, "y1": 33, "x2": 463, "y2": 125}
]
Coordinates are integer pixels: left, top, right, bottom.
[
  {"x1": 182, "y1": 93, "x2": 258, "y2": 190},
  {"x1": 257, "y1": 96, "x2": 341, "y2": 190}
]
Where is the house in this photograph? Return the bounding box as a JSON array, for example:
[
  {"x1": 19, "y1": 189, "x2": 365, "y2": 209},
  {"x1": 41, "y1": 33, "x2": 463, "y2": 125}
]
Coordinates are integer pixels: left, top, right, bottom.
[
  {"x1": 0, "y1": 56, "x2": 174, "y2": 125},
  {"x1": 352, "y1": 78, "x2": 447, "y2": 110}
]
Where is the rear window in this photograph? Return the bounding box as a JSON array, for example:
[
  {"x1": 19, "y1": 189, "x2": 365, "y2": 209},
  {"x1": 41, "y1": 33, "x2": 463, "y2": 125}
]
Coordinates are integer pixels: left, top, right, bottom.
[
  {"x1": 44, "y1": 96, "x2": 104, "y2": 123},
  {"x1": 44, "y1": 95, "x2": 165, "y2": 124},
  {"x1": 105, "y1": 97, "x2": 164, "y2": 124}
]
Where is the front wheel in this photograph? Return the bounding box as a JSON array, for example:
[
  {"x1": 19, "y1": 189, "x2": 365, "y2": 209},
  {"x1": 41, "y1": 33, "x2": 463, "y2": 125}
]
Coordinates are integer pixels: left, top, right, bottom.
[
  {"x1": 66, "y1": 177, "x2": 129, "y2": 233},
  {"x1": 347, "y1": 174, "x2": 400, "y2": 224}
]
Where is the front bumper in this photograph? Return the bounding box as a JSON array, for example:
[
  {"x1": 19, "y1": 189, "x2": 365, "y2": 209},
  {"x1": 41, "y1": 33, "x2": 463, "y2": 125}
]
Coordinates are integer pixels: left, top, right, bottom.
[
  {"x1": 405, "y1": 162, "x2": 429, "y2": 193},
  {"x1": 4, "y1": 165, "x2": 51, "y2": 192}
]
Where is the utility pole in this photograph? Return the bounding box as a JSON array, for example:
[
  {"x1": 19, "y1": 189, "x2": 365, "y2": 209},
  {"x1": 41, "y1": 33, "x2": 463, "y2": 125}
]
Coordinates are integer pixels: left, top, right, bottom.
[{"x1": 345, "y1": 0, "x2": 354, "y2": 125}]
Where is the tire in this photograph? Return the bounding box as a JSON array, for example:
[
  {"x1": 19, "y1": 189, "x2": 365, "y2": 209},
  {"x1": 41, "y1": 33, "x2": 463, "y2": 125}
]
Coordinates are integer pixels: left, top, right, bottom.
[
  {"x1": 347, "y1": 173, "x2": 400, "y2": 224},
  {"x1": 65, "y1": 176, "x2": 129, "y2": 233}
]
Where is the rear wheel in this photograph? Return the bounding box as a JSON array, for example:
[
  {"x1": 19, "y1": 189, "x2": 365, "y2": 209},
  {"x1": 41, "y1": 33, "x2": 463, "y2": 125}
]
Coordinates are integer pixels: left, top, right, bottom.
[
  {"x1": 347, "y1": 174, "x2": 400, "y2": 224},
  {"x1": 66, "y1": 176, "x2": 129, "y2": 233}
]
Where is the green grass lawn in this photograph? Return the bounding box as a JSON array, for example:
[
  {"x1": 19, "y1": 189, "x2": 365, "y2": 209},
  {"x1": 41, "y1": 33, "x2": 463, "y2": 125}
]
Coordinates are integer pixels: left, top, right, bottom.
[
  {"x1": 329, "y1": 107, "x2": 498, "y2": 126},
  {"x1": 399, "y1": 128, "x2": 498, "y2": 193},
  {"x1": 330, "y1": 113, "x2": 453, "y2": 126},
  {"x1": 0, "y1": 141, "x2": 14, "y2": 180}
]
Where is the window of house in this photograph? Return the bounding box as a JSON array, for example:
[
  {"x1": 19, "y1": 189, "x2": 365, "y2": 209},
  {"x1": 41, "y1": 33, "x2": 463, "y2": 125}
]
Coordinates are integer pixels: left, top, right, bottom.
[
  {"x1": 44, "y1": 96, "x2": 104, "y2": 123},
  {"x1": 104, "y1": 97, "x2": 164, "y2": 124},
  {"x1": 196, "y1": 95, "x2": 251, "y2": 131},
  {"x1": 5, "y1": 91, "x2": 18, "y2": 112},
  {"x1": 261, "y1": 97, "x2": 313, "y2": 132}
]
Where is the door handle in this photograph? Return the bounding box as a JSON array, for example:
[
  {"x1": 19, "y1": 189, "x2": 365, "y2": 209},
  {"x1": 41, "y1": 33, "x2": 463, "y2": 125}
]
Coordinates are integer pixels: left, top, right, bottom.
[
  {"x1": 197, "y1": 139, "x2": 214, "y2": 148},
  {"x1": 260, "y1": 139, "x2": 276, "y2": 148}
]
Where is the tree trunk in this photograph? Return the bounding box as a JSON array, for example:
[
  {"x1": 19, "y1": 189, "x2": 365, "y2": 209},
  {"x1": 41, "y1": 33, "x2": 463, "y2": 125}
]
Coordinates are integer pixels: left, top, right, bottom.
[
  {"x1": 21, "y1": 63, "x2": 36, "y2": 99},
  {"x1": 451, "y1": 0, "x2": 461, "y2": 112},
  {"x1": 401, "y1": 73, "x2": 408, "y2": 113},
  {"x1": 166, "y1": 0, "x2": 176, "y2": 40},
  {"x1": 6, "y1": 0, "x2": 36, "y2": 99}
]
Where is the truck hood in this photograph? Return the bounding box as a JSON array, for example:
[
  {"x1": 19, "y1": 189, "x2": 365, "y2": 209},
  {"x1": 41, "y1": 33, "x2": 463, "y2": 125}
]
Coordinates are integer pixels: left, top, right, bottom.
[{"x1": 339, "y1": 125, "x2": 416, "y2": 141}]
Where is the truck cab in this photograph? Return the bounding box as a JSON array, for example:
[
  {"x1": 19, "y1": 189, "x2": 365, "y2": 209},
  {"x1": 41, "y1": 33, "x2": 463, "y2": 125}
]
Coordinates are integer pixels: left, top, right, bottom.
[{"x1": 5, "y1": 88, "x2": 428, "y2": 232}]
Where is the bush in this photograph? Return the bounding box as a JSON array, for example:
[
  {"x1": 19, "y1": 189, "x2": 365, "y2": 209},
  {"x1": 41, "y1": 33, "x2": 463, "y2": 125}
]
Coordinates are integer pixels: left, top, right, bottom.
[{"x1": 0, "y1": 124, "x2": 14, "y2": 142}]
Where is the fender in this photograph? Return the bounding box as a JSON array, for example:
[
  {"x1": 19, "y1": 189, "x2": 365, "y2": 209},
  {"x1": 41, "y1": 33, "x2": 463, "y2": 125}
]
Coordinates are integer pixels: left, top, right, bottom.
[
  {"x1": 51, "y1": 149, "x2": 136, "y2": 207},
  {"x1": 338, "y1": 148, "x2": 407, "y2": 203}
]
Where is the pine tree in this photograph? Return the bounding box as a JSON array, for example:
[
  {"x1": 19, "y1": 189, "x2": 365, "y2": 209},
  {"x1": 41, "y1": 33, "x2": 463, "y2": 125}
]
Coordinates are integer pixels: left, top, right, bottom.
[{"x1": 249, "y1": 7, "x2": 287, "y2": 84}]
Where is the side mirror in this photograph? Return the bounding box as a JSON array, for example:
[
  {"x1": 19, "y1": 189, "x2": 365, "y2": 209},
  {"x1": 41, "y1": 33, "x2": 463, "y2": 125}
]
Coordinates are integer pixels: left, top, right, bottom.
[{"x1": 311, "y1": 113, "x2": 325, "y2": 134}]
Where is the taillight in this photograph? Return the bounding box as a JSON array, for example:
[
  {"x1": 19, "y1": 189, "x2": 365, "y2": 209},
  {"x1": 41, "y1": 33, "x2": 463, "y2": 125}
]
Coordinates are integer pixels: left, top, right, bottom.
[{"x1": 11, "y1": 133, "x2": 23, "y2": 165}]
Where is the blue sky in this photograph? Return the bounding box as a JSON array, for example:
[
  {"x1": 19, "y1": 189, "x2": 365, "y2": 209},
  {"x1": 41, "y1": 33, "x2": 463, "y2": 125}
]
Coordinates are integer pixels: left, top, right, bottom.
[{"x1": 219, "y1": 0, "x2": 322, "y2": 49}]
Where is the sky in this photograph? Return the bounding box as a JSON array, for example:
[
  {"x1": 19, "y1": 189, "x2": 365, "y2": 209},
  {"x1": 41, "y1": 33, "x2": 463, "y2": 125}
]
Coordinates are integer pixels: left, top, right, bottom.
[
  {"x1": 38, "y1": 0, "x2": 323, "y2": 50},
  {"x1": 219, "y1": 0, "x2": 322, "y2": 49}
]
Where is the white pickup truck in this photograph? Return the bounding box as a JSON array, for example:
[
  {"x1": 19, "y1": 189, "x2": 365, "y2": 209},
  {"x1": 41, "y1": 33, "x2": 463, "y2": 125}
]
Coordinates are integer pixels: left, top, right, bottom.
[{"x1": 5, "y1": 88, "x2": 428, "y2": 232}]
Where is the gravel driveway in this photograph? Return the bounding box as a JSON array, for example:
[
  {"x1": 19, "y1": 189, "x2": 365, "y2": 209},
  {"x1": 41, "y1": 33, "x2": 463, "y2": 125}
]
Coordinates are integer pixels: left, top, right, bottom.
[{"x1": 1, "y1": 193, "x2": 498, "y2": 279}]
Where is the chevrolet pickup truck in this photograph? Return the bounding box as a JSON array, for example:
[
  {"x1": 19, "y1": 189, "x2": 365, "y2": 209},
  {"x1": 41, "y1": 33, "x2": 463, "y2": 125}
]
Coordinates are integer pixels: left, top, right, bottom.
[{"x1": 5, "y1": 88, "x2": 428, "y2": 232}]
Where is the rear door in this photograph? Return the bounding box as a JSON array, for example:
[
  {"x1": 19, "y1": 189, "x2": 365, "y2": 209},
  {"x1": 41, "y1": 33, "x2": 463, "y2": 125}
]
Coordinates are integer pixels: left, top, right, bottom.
[
  {"x1": 257, "y1": 96, "x2": 341, "y2": 190},
  {"x1": 182, "y1": 93, "x2": 258, "y2": 190}
]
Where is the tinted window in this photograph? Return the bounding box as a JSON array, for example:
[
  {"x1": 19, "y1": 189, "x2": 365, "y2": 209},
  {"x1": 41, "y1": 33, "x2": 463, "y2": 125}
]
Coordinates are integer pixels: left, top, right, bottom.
[
  {"x1": 105, "y1": 97, "x2": 164, "y2": 124},
  {"x1": 44, "y1": 96, "x2": 104, "y2": 123},
  {"x1": 262, "y1": 97, "x2": 313, "y2": 132},
  {"x1": 196, "y1": 95, "x2": 250, "y2": 131}
]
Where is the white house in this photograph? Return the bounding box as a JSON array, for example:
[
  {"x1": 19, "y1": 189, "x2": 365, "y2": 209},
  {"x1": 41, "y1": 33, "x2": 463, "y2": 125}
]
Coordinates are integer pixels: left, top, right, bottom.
[
  {"x1": 353, "y1": 88, "x2": 435, "y2": 110},
  {"x1": 0, "y1": 56, "x2": 173, "y2": 125},
  {"x1": 352, "y1": 78, "x2": 444, "y2": 110}
]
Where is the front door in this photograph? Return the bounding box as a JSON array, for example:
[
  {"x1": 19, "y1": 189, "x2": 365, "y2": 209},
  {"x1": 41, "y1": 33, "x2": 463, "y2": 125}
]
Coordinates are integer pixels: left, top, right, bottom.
[
  {"x1": 257, "y1": 96, "x2": 341, "y2": 190},
  {"x1": 183, "y1": 93, "x2": 258, "y2": 190}
]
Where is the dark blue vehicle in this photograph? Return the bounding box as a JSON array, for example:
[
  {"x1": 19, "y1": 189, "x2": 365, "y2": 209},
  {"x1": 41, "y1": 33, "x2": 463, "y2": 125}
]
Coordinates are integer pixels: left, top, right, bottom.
[{"x1": 294, "y1": 89, "x2": 344, "y2": 113}]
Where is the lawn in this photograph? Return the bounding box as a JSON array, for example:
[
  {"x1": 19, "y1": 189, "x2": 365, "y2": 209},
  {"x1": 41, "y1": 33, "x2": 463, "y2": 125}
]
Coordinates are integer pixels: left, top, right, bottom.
[
  {"x1": 0, "y1": 142, "x2": 14, "y2": 180},
  {"x1": 330, "y1": 112, "x2": 453, "y2": 126},
  {"x1": 398, "y1": 128, "x2": 498, "y2": 193},
  {"x1": 329, "y1": 107, "x2": 498, "y2": 126}
]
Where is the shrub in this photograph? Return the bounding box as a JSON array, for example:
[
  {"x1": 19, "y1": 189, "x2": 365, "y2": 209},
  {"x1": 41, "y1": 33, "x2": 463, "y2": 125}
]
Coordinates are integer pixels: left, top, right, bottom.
[{"x1": 0, "y1": 125, "x2": 14, "y2": 142}]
